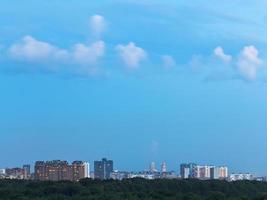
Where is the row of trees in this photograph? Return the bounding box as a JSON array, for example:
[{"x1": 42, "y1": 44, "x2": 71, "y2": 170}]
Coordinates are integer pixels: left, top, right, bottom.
[{"x1": 0, "y1": 178, "x2": 267, "y2": 200}]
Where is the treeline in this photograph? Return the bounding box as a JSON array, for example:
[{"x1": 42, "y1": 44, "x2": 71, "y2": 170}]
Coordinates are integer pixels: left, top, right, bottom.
[{"x1": 0, "y1": 178, "x2": 267, "y2": 200}]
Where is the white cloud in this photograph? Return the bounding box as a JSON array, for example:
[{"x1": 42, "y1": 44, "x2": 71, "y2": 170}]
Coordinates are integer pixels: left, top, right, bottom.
[
  {"x1": 90, "y1": 15, "x2": 106, "y2": 37},
  {"x1": 161, "y1": 55, "x2": 176, "y2": 69},
  {"x1": 9, "y1": 36, "x2": 69, "y2": 62},
  {"x1": 8, "y1": 36, "x2": 106, "y2": 76},
  {"x1": 72, "y1": 41, "x2": 105, "y2": 65},
  {"x1": 214, "y1": 46, "x2": 232, "y2": 62},
  {"x1": 9, "y1": 36, "x2": 105, "y2": 65},
  {"x1": 116, "y1": 42, "x2": 147, "y2": 69},
  {"x1": 237, "y1": 45, "x2": 263, "y2": 81}
]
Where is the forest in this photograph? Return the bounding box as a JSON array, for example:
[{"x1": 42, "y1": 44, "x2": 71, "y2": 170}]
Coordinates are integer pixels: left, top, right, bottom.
[{"x1": 0, "y1": 178, "x2": 267, "y2": 200}]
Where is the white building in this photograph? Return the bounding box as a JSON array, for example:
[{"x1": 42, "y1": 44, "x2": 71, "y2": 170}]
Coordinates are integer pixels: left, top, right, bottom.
[
  {"x1": 196, "y1": 165, "x2": 214, "y2": 179},
  {"x1": 0, "y1": 169, "x2": 5, "y2": 175},
  {"x1": 219, "y1": 166, "x2": 228, "y2": 179},
  {"x1": 161, "y1": 162, "x2": 167, "y2": 173},
  {"x1": 110, "y1": 170, "x2": 129, "y2": 180},
  {"x1": 229, "y1": 173, "x2": 253, "y2": 181},
  {"x1": 83, "y1": 162, "x2": 90, "y2": 178},
  {"x1": 210, "y1": 166, "x2": 228, "y2": 180},
  {"x1": 149, "y1": 162, "x2": 157, "y2": 173},
  {"x1": 129, "y1": 173, "x2": 155, "y2": 180},
  {"x1": 183, "y1": 167, "x2": 190, "y2": 179}
]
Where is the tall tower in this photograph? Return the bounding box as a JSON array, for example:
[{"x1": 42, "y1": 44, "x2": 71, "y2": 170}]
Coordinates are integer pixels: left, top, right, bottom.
[
  {"x1": 161, "y1": 162, "x2": 167, "y2": 173},
  {"x1": 149, "y1": 162, "x2": 157, "y2": 173}
]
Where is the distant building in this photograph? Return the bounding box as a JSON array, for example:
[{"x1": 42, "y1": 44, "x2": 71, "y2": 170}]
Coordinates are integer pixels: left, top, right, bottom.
[
  {"x1": 23, "y1": 165, "x2": 31, "y2": 179},
  {"x1": 83, "y1": 162, "x2": 90, "y2": 178},
  {"x1": 94, "y1": 158, "x2": 113, "y2": 180},
  {"x1": 161, "y1": 171, "x2": 178, "y2": 179},
  {"x1": 181, "y1": 163, "x2": 228, "y2": 180},
  {"x1": 5, "y1": 168, "x2": 25, "y2": 179},
  {"x1": 43, "y1": 160, "x2": 70, "y2": 181},
  {"x1": 128, "y1": 171, "x2": 155, "y2": 180},
  {"x1": 0, "y1": 169, "x2": 5, "y2": 175},
  {"x1": 72, "y1": 161, "x2": 86, "y2": 181},
  {"x1": 110, "y1": 170, "x2": 129, "y2": 180},
  {"x1": 254, "y1": 177, "x2": 267, "y2": 182},
  {"x1": 219, "y1": 166, "x2": 228, "y2": 179},
  {"x1": 210, "y1": 167, "x2": 220, "y2": 179},
  {"x1": 34, "y1": 161, "x2": 46, "y2": 181},
  {"x1": 34, "y1": 160, "x2": 88, "y2": 181},
  {"x1": 180, "y1": 163, "x2": 197, "y2": 179},
  {"x1": 161, "y1": 162, "x2": 167, "y2": 173},
  {"x1": 210, "y1": 166, "x2": 228, "y2": 180},
  {"x1": 180, "y1": 164, "x2": 190, "y2": 179},
  {"x1": 196, "y1": 165, "x2": 214, "y2": 179},
  {"x1": 149, "y1": 162, "x2": 157, "y2": 173},
  {"x1": 229, "y1": 173, "x2": 253, "y2": 181}
]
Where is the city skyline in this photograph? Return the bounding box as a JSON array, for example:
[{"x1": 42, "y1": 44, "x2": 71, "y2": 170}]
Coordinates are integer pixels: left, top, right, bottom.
[
  {"x1": 0, "y1": 159, "x2": 247, "y2": 176},
  {"x1": 1, "y1": 158, "x2": 260, "y2": 182},
  {"x1": 1, "y1": 0, "x2": 267, "y2": 176}
]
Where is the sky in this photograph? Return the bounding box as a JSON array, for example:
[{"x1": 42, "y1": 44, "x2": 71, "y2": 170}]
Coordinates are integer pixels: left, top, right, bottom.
[{"x1": 1, "y1": 0, "x2": 267, "y2": 175}]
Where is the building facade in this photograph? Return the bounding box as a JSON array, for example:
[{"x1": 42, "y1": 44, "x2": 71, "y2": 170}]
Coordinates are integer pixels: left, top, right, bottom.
[
  {"x1": 161, "y1": 162, "x2": 167, "y2": 173},
  {"x1": 149, "y1": 162, "x2": 157, "y2": 173},
  {"x1": 94, "y1": 158, "x2": 113, "y2": 180},
  {"x1": 83, "y1": 162, "x2": 90, "y2": 178},
  {"x1": 5, "y1": 168, "x2": 25, "y2": 179},
  {"x1": 23, "y1": 164, "x2": 31, "y2": 179},
  {"x1": 229, "y1": 173, "x2": 253, "y2": 181},
  {"x1": 180, "y1": 163, "x2": 197, "y2": 179},
  {"x1": 34, "y1": 160, "x2": 89, "y2": 181}
]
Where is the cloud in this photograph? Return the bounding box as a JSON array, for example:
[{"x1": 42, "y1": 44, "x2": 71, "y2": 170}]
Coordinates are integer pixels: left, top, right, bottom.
[
  {"x1": 213, "y1": 45, "x2": 265, "y2": 81},
  {"x1": 237, "y1": 45, "x2": 263, "y2": 81},
  {"x1": 90, "y1": 15, "x2": 107, "y2": 37},
  {"x1": 214, "y1": 46, "x2": 232, "y2": 62},
  {"x1": 116, "y1": 42, "x2": 147, "y2": 69},
  {"x1": 9, "y1": 36, "x2": 105, "y2": 65},
  {"x1": 9, "y1": 36, "x2": 69, "y2": 62},
  {"x1": 161, "y1": 55, "x2": 176, "y2": 69},
  {"x1": 8, "y1": 35, "x2": 106, "y2": 76},
  {"x1": 72, "y1": 41, "x2": 105, "y2": 65}
]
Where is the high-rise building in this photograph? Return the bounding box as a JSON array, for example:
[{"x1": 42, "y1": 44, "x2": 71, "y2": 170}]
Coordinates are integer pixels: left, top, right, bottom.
[
  {"x1": 210, "y1": 166, "x2": 228, "y2": 180},
  {"x1": 161, "y1": 162, "x2": 167, "y2": 173},
  {"x1": 46, "y1": 160, "x2": 70, "y2": 181},
  {"x1": 23, "y1": 165, "x2": 31, "y2": 179},
  {"x1": 196, "y1": 165, "x2": 213, "y2": 179},
  {"x1": 180, "y1": 164, "x2": 190, "y2": 179},
  {"x1": 72, "y1": 161, "x2": 86, "y2": 181},
  {"x1": 83, "y1": 162, "x2": 90, "y2": 178},
  {"x1": 210, "y1": 167, "x2": 220, "y2": 179},
  {"x1": 94, "y1": 158, "x2": 113, "y2": 180},
  {"x1": 180, "y1": 163, "x2": 197, "y2": 178},
  {"x1": 34, "y1": 160, "x2": 88, "y2": 181},
  {"x1": 149, "y1": 162, "x2": 157, "y2": 173},
  {"x1": 219, "y1": 166, "x2": 228, "y2": 179},
  {"x1": 34, "y1": 161, "x2": 46, "y2": 181}
]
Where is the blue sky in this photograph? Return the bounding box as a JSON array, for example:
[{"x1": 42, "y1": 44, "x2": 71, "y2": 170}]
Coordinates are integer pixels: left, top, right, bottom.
[{"x1": 1, "y1": 0, "x2": 267, "y2": 175}]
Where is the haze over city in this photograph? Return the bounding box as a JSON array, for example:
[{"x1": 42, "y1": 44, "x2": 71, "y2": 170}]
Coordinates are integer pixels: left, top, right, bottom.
[{"x1": 1, "y1": 0, "x2": 267, "y2": 176}]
